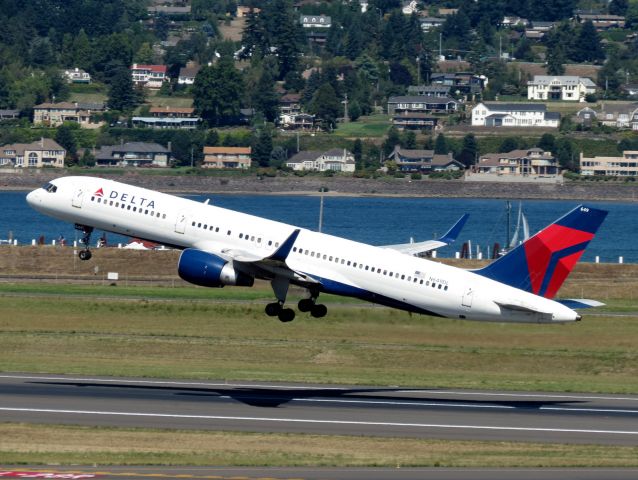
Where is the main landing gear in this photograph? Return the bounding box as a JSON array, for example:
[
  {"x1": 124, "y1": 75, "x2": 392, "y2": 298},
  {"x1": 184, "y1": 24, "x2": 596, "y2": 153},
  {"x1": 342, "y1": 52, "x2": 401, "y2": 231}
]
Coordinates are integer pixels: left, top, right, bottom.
[
  {"x1": 75, "y1": 224, "x2": 93, "y2": 261},
  {"x1": 265, "y1": 278, "x2": 328, "y2": 323}
]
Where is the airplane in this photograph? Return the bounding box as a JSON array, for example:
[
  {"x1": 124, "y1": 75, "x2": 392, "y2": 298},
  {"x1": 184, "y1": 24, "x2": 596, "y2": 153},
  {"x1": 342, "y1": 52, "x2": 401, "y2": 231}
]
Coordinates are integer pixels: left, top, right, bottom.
[{"x1": 27, "y1": 176, "x2": 607, "y2": 324}]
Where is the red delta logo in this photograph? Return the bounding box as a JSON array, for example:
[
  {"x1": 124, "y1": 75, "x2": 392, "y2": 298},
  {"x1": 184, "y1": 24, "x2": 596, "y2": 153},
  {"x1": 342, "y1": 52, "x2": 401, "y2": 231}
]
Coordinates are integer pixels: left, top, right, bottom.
[{"x1": 94, "y1": 188, "x2": 104, "y2": 197}]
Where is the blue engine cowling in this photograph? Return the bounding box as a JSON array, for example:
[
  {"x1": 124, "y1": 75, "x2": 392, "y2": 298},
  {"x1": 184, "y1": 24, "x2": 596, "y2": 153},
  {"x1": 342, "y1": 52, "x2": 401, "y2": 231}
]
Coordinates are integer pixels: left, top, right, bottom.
[{"x1": 178, "y1": 249, "x2": 254, "y2": 288}]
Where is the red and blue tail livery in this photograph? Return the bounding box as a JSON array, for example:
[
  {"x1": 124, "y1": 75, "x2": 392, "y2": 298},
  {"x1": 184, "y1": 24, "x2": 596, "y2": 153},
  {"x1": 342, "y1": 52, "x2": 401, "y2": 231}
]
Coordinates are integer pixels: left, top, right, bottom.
[{"x1": 477, "y1": 205, "x2": 608, "y2": 299}]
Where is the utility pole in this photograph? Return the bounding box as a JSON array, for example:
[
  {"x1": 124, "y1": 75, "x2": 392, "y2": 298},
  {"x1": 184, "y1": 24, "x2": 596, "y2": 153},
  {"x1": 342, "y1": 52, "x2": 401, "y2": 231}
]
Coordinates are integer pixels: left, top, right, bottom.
[
  {"x1": 416, "y1": 55, "x2": 421, "y2": 85},
  {"x1": 342, "y1": 93, "x2": 349, "y2": 123}
]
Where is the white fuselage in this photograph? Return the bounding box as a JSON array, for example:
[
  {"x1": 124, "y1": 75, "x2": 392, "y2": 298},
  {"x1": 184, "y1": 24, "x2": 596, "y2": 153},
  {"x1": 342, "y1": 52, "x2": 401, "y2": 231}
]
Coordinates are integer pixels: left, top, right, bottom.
[{"x1": 26, "y1": 176, "x2": 581, "y2": 323}]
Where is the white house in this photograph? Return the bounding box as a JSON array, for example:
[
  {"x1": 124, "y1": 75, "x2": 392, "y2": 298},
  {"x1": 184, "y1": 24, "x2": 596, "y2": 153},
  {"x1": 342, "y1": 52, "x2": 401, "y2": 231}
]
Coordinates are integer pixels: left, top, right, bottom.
[
  {"x1": 130, "y1": 64, "x2": 168, "y2": 89},
  {"x1": 580, "y1": 151, "x2": 638, "y2": 176},
  {"x1": 471, "y1": 102, "x2": 560, "y2": 128},
  {"x1": 63, "y1": 68, "x2": 91, "y2": 84},
  {"x1": 286, "y1": 149, "x2": 355, "y2": 172},
  {"x1": 527, "y1": 76, "x2": 597, "y2": 102}
]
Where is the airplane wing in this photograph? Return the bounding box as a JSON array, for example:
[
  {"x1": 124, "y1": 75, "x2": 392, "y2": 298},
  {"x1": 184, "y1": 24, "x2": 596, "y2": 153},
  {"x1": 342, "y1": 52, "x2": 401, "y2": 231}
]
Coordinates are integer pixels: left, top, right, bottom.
[{"x1": 382, "y1": 213, "x2": 469, "y2": 256}]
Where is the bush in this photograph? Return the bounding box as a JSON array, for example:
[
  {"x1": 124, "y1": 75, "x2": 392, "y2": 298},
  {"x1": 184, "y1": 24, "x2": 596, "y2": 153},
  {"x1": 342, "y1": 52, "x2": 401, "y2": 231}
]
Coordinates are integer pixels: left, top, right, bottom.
[{"x1": 410, "y1": 172, "x2": 422, "y2": 180}]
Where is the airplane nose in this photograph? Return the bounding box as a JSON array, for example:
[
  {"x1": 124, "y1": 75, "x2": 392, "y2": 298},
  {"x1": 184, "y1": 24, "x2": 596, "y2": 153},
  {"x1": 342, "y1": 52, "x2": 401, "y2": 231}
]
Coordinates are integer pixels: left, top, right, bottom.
[{"x1": 26, "y1": 189, "x2": 40, "y2": 207}]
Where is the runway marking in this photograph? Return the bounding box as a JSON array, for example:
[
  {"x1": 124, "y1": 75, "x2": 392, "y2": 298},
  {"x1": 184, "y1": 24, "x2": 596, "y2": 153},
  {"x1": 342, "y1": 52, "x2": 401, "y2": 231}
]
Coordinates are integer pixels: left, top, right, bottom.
[
  {"x1": 1, "y1": 407, "x2": 638, "y2": 437},
  {"x1": 2, "y1": 374, "x2": 638, "y2": 403}
]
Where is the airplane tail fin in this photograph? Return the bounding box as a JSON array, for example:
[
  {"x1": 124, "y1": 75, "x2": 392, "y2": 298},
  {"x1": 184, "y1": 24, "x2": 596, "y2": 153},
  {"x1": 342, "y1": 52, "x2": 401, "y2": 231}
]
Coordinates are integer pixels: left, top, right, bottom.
[{"x1": 476, "y1": 205, "x2": 607, "y2": 299}]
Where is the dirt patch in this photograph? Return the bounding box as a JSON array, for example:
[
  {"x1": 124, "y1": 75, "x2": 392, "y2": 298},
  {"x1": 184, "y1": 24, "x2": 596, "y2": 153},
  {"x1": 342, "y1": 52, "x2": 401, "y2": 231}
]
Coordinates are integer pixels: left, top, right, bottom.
[{"x1": 218, "y1": 17, "x2": 245, "y2": 41}]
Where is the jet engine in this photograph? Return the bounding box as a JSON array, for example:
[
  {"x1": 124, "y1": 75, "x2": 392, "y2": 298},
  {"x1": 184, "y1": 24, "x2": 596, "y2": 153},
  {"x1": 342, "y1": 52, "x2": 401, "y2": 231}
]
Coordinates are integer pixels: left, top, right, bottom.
[{"x1": 178, "y1": 249, "x2": 254, "y2": 287}]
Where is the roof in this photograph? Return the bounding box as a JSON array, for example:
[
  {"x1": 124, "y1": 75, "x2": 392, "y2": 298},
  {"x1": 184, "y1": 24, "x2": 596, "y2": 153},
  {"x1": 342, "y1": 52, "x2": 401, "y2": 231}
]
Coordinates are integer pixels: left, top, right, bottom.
[
  {"x1": 204, "y1": 147, "x2": 252, "y2": 155},
  {"x1": 280, "y1": 93, "x2": 301, "y2": 103},
  {"x1": 529, "y1": 75, "x2": 596, "y2": 87},
  {"x1": 407, "y1": 85, "x2": 450, "y2": 93},
  {"x1": 96, "y1": 142, "x2": 170, "y2": 160},
  {"x1": 545, "y1": 112, "x2": 561, "y2": 121},
  {"x1": 179, "y1": 65, "x2": 200, "y2": 78},
  {"x1": 322, "y1": 148, "x2": 352, "y2": 157},
  {"x1": 149, "y1": 106, "x2": 195, "y2": 114},
  {"x1": 388, "y1": 95, "x2": 458, "y2": 104},
  {"x1": 130, "y1": 64, "x2": 167, "y2": 73},
  {"x1": 2, "y1": 138, "x2": 64, "y2": 155},
  {"x1": 480, "y1": 102, "x2": 546, "y2": 112},
  {"x1": 431, "y1": 154, "x2": 462, "y2": 167},
  {"x1": 392, "y1": 147, "x2": 434, "y2": 160},
  {"x1": 287, "y1": 151, "x2": 322, "y2": 163}
]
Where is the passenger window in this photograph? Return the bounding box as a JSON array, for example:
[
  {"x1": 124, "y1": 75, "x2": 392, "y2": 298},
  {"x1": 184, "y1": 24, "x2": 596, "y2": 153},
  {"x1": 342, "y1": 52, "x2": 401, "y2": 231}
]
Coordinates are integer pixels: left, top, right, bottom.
[
  {"x1": 162, "y1": 214, "x2": 166, "y2": 219},
  {"x1": 227, "y1": 230, "x2": 232, "y2": 235},
  {"x1": 275, "y1": 242, "x2": 279, "y2": 247},
  {"x1": 347, "y1": 261, "x2": 351, "y2": 266},
  {"x1": 329, "y1": 256, "x2": 333, "y2": 261},
  {"x1": 239, "y1": 233, "x2": 243, "y2": 239}
]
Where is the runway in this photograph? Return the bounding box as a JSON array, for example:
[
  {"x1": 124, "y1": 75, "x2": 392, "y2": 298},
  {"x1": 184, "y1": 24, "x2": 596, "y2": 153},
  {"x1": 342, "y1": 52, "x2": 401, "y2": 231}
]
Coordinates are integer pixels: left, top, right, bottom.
[{"x1": 1, "y1": 374, "x2": 638, "y2": 446}]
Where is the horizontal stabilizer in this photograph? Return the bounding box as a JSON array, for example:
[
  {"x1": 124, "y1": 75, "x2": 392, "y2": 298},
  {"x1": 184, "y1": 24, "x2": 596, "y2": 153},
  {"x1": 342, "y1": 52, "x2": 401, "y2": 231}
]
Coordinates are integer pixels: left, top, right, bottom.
[
  {"x1": 556, "y1": 299, "x2": 605, "y2": 309},
  {"x1": 384, "y1": 213, "x2": 469, "y2": 256}
]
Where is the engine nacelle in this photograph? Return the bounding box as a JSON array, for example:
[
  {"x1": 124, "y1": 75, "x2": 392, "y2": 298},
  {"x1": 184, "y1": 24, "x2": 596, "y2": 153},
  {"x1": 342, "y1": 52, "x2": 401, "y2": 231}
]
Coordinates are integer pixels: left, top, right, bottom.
[{"x1": 178, "y1": 249, "x2": 254, "y2": 288}]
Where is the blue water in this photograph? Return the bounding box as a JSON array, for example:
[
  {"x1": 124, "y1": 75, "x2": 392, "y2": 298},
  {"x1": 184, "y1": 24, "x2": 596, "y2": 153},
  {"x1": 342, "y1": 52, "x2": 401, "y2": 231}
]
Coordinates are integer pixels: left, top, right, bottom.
[{"x1": 1, "y1": 191, "x2": 636, "y2": 263}]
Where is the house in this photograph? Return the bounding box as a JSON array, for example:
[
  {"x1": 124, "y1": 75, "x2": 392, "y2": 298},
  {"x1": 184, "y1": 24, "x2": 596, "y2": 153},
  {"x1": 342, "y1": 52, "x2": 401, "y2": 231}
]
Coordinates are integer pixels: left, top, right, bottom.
[
  {"x1": 178, "y1": 63, "x2": 200, "y2": 85},
  {"x1": 95, "y1": 142, "x2": 171, "y2": 167},
  {"x1": 147, "y1": 4, "x2": 191, "y2": 16},
  {"x1": 132, "y1": 106, "x2": 201, "y2": 129},
  {"x1": 471, "y1": 102, "x2": 560, "y2": 128},
  {"x1": 202, "y1": 146, "x2": 252, "y2": 169},
  {"x1": 597, "y1": 102, "x2": 638, "y2": 129},
  {"x1": 430, "y1": 72, "x2": 487, "y2": 98},
  {"x1": 407, "y1": 85, "x2": 450, "y2": 97},
  {"x1": 524, "y1": 21, "x2": 556, "y2": 39},
  {"x1": 279, "y1": 113, "x2": 316, "y2": 130},
  {"x1": 474, "y1": 148, "x2": 558, "y2": 176},
  {"x1": 501, "y1": 16, "x2": 528, "y2": 27},
  {"x1": 0, "y1": 110, "x2": 19, "y2": 121},
  {"x1": 575, "y1": 106, "x2": 598, "y2": 128},
  {"x1": 576, "y1": 13, "x2": 625, "y2": 30},
  {"x1": 580, "y1": 151, "x2": 638, "y2": 176},
  {"x1": 402, "y1": 0, "x2": 418, "y2": 15},
  {"x1": 0, "y1": 138, "x2": 65, "y2": 168},
  {"x1": 620, "y1": 84, "x2": 638, "y2": 98},
  {"x1": 527, "y1": 76, "x2": 597, "y2": 102},
  {"x1": 300, "y1": 14, "x2": 331, "y2": 28},
  {"x1": 418, "y1": 17, "x2": 444, "y2": 32},
  {"x1": 387, "y1": 95, "x2": 459, "y2": 115},
  {"x1": 236, "y1": 5, "x2": 261, "y2": 17},
  {"x1": 33, "y1": 102, "x2": 105, "y2": 128},
  {"x1": 391, "y1": 112, "x2": 439, "y2": 130},
  {"x1": 388, "y1": 146, "x2": 462, "y2": 173},
  {"x1": 286, "y1": 149, "x2": 355, "y2": 172},
  {"x1": 63, "y1": 68, "x2": 91, "y2": 84},
  {"x1": 130, "y1": 64, "x2": 168, "y2": 89},
  {"x1": 279, "y1": 93, "x2": 302, "y2": 116}
]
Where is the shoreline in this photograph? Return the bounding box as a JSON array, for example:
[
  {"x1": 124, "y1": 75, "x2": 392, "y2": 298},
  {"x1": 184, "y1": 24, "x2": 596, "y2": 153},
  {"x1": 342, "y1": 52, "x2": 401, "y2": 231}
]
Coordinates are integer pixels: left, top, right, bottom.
[{"x1": 2, "y1": 171, "x2": 638, "y2": 202}]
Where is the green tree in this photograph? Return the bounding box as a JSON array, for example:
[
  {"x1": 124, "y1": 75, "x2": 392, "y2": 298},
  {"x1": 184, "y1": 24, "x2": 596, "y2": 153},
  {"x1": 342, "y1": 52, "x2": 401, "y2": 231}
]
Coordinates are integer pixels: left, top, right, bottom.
[
  {"x1": 107, "y1": 67, "x2": 139, "y2": 111},
  {"x1": 252, "y1": 128, "x2": 273, "y2": 167},
  {"x1": 499, "y1": 137, "x2": 519, "y2": 153},
  {"x1": 193, "y1": 58, "x2": 245, "y2": 126},
  {"x1": 383, "y1": 127, "x2": 401, "y2": 156},
  {"x1": 556, "y1": 137, "x2": 577, "y2": 171},
  {"x1": 537, "y1": 133, "x2": 556, "y2": 152},
  {"x1": 457, "y1": 133, "x2": 478, "y2": 167},
  {"x1": 353, "y1": 138, "x2": 363, "y2": 171},
  {"x1": 252, "y1": 69, "x2": 279, "y2": 123},
  {"x1": 434, "y1": 133, "x2": 448, "y2": 154},
  {"x1": 72, "y1": 29, "x2": 92, "y2": 70},
  {"x1": 400, "y1": 130, "x2": 417, "y2": 149},
  {"x1": 546, "y1": 44, "x2": 566, "y2": 76},
  {"x1": 609, "y1": 0, "x2": 628, "y2": 15},
  {"x1": 573, "y1": 21, "x2": 605, "y2": 63},
  {"x1": 55, "y1": 124, "x2": 77, "y2": 161},
  {"x1": 135, "y1": 43, "x2": 154, "y2": 64},
  {"x1": 309, "y1": 83, "x2": 341, "y2": 130}
]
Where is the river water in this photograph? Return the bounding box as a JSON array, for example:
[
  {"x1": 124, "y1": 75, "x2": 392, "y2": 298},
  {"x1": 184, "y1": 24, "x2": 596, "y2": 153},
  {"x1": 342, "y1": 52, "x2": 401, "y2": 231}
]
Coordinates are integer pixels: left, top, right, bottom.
[{"x1": 0, "y1": 191, "x2": 635, "y2": 263}]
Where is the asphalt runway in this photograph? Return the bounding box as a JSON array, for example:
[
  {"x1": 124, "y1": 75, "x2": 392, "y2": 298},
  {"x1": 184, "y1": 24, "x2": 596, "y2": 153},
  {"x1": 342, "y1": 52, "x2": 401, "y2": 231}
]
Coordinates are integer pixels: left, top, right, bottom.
[{"x1": 1, "y1": 373, "x2": 638, "y2": 446}]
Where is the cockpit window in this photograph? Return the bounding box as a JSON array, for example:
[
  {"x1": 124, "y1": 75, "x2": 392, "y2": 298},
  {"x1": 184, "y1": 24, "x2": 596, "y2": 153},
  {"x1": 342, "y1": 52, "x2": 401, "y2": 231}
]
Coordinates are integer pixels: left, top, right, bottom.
[{"x1": 42, "y1": 182, "x2": 58, "y2": 193}]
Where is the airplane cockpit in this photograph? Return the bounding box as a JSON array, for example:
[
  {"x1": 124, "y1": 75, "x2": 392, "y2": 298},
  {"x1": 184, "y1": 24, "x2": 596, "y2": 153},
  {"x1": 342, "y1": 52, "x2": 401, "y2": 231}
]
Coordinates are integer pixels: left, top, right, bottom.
[{"x1": 42, "y1": 182, "x2": 58, "y2": 193}]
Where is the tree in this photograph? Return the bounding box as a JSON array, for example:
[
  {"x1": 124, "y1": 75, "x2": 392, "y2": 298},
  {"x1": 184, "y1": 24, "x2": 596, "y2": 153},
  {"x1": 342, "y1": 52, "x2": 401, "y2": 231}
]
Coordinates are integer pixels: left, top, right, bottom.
[
  {"x1": 609, "y1": 0, "x2": 629, "y2": 15},
  {"x1": 499, "y1": 137, "x2": 519, "y2": 153},
  {"x1": 383, "y1": 127, "x2": 401, "y2": 156},
  {"x1": 309, "y1": 83, "x2": 341, "y2": 130},
  {"x1": 55, "y1": 124, "x2": 77, "y2": 161},
  {"x1": 252, "y1": 69, "x2": 279, "y2": 123},
  {"x1": 353, "y1": 138, "x2": 363, "y2": 171},
  {"x1": 269, "y1": 146, "x2": 288, "y2": 169},
  {"x1": 556, "y1": 137, "x2": 577, "y2": 171},
  {"x1": 537, "y1": 133, "x2": 556, "y2": 152},
  {"x1": 434, "y1": 133, "x2": 448, "y2": 154},
  {"x1": 573, "y1": 21, "x2": 605, "y2": 63},
  {"x1": 193, "y1": 58, "x2": 245, "y2": 126},
  {"x1": 107, "y1": 67, "x2": 140, "y2": 111},
  {"x1": 546, "y1": 44, "x2": 566, "y2": 76},
  {"x1": 400, "y1": 130, "x2": 417, "y2": 149},
  {"x1": 252, "y1": 128, "x2": 273, "y2": 167},
  {"x1": 457, "y1": 133, "x2": 478, "y2": 167}
]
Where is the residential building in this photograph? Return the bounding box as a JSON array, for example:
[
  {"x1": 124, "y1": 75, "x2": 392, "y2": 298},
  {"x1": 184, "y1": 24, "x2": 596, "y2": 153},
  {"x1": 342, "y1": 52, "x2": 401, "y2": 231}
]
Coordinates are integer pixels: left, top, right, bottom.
[
  {"x1": 279, "y1": 113, "x2": 316, "y2": 130},
  {"x1": 387, "y1": 95, "x2": 459, "y2": 115},
  {"x1": 407, "y1": 85, "x2": 450, "y2": 97},
  {"x1": 130, "y1": 64, "x2": 168, "y2": 89},
  {"x1": 597, "y1": 102, "x2": 638, "y2": 129},
  {"x1": 527, "y1": 75, "x2": 597, "y2": 102},
  {"x1": 576, "y1": 13, "x2": 625, "y2": 30},
  {"x1": 33, "y1": 102, "x2": 105, "y2": 128},
  {"x1": 147, "y1": 4, "x2": 191, "y2": 16},
  {"x1": 575, "y1": 106, "x2": 598, "y2": 128},
  {"x1": 391, "y1": 112, "x2": 439, "y2": 130},
  {"x1": 203, "y1": 146, "x2": 252, "y2": 169},
  {"x1": 471, "y1": 102, "x2": 560, "y2": 128},
  {"x1": 63, "y1": 68, "x2": 91, "y2": 84},
  {"x1": 418, "y1": 17, "x2": 444, "y2": 32},
  {"x1": 279, "y1": 93, "x2": 302, "y2": 116},
  {"x1": 132, "y1": 106, "x2": 201, "y2": 129},
  {"x1": 524, "y1": 21, "x2": 556, "y2": 39},
  {"x1": 95, "y1": 142, "x2": 171, "y2": 167},
  {"x1": 300, "y1": 14, "x2": 331, "y2": 28},
  {"x1": 286, "y1": 149, "x2": 355, "y2": 172},
  {"x1": 388, "y1": 146, "x2": 462, "y2": 173},
  {"x1": 178, "y1": 63, "x2": 200, "y2": 85},
  {"x1": 474, "y1": 148, "x2": 558, "y2": 176},
  {"x1": 0, "y1": 138, "x2": 65, "y2": 168},
  {"x1": 402, "y1": 0, "x2": 418, "y2": 15},
  {"x1": 236, "y1": 5, "x2": 261, "y2": 17},
  {"x1": 430, "y1": 72, "x2": 487, "y2": 98},
  {"x1": 580, "y1": 151, "x2": 638, "y2": 176},
  {"x1": 0, "y1": 110, "x2": 19, "y2": 121}
]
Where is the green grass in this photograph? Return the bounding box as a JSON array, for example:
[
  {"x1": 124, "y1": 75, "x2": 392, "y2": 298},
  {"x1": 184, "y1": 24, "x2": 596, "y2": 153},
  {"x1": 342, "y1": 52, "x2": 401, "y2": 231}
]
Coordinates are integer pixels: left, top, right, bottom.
[
  {"x1": 2, "y1": 423, "x2": 638, "y2": 467},
  {"x1": 334, "y1": 114, "x2": 391, "y2": 138},
  {"x1": 1, "y1": 285, "x2": 637, "y2": 392}
]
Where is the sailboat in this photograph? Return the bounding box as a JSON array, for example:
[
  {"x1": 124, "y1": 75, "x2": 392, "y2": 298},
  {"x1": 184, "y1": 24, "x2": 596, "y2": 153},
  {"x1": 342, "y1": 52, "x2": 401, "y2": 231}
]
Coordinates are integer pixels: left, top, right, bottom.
[{"x1": 508, "y1": 201, "x2": 530, "y2": 250}]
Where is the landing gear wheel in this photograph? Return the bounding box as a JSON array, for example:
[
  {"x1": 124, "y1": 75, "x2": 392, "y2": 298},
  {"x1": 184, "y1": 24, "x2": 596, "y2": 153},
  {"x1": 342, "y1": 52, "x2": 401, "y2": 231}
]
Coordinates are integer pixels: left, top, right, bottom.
[
  {"x1": 278, "y1": 308, "x2": 296, "y2": 323},
  {"x1": 298, "y1": 298, "x2": 314, "y2": 312},
  {"x1": 78, "y1": 250, "x2": 92, "y2": 261},
  {"x1": 265, "y1": 302, "x2": 282, "y2": 317},
  {"x1": 311, "y1": 304, "x2": 328, "y2": 318}
]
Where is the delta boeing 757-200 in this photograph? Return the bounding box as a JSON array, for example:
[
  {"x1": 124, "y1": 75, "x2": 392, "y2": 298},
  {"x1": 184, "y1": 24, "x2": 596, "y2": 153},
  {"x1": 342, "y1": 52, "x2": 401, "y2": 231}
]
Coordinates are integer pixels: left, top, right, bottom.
[{"x1": 27, "y1": 176, "x2": 607, "y2": 323}]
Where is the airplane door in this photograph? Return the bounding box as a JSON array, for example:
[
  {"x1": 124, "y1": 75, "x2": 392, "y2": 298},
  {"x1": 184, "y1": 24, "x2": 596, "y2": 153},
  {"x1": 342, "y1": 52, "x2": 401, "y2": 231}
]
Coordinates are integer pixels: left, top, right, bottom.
[
  {"x1": 175, "y1": 212, "x2": 188, "y2": 234},
  {"x1": 72, "y1": 188, "x2": 84, "y2": 208},
  {"x1": 462, "y1": 287, "x2": 473, "y2": 308}
]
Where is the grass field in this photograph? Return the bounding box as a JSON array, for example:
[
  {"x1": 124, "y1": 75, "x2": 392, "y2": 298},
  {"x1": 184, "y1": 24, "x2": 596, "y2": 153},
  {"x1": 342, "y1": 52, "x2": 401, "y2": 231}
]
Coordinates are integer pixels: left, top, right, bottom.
[{"x1": 334, "y1": 114, "x2": 391, "y2": 138}]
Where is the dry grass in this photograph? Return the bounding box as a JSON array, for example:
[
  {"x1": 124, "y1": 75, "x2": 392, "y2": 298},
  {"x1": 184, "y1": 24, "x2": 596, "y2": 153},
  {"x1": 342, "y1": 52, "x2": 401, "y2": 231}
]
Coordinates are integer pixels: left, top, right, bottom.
[
  {"x1": 218, "y1": 17, "x2": 245, "y2": 41},
  {"x1": 2, "y1": 423, "x2": 638, "y2": 467}
]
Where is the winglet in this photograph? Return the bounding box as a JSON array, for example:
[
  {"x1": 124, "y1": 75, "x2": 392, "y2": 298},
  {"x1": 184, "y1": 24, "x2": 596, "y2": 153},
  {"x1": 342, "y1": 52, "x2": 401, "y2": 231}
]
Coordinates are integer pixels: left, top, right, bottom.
[
  {"x1": 267, "y1": 229, "x2": 300, "y2": 263},
  {"x1": 438, "y1": 213, "x2": 469, "y2": 245}
]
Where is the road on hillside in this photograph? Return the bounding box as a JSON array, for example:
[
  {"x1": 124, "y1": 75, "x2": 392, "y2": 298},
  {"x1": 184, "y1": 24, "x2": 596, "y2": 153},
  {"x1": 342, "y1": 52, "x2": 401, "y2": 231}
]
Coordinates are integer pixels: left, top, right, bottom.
[{"x1": 1, "y1": 373, "x2": 638, "y2": 446}]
